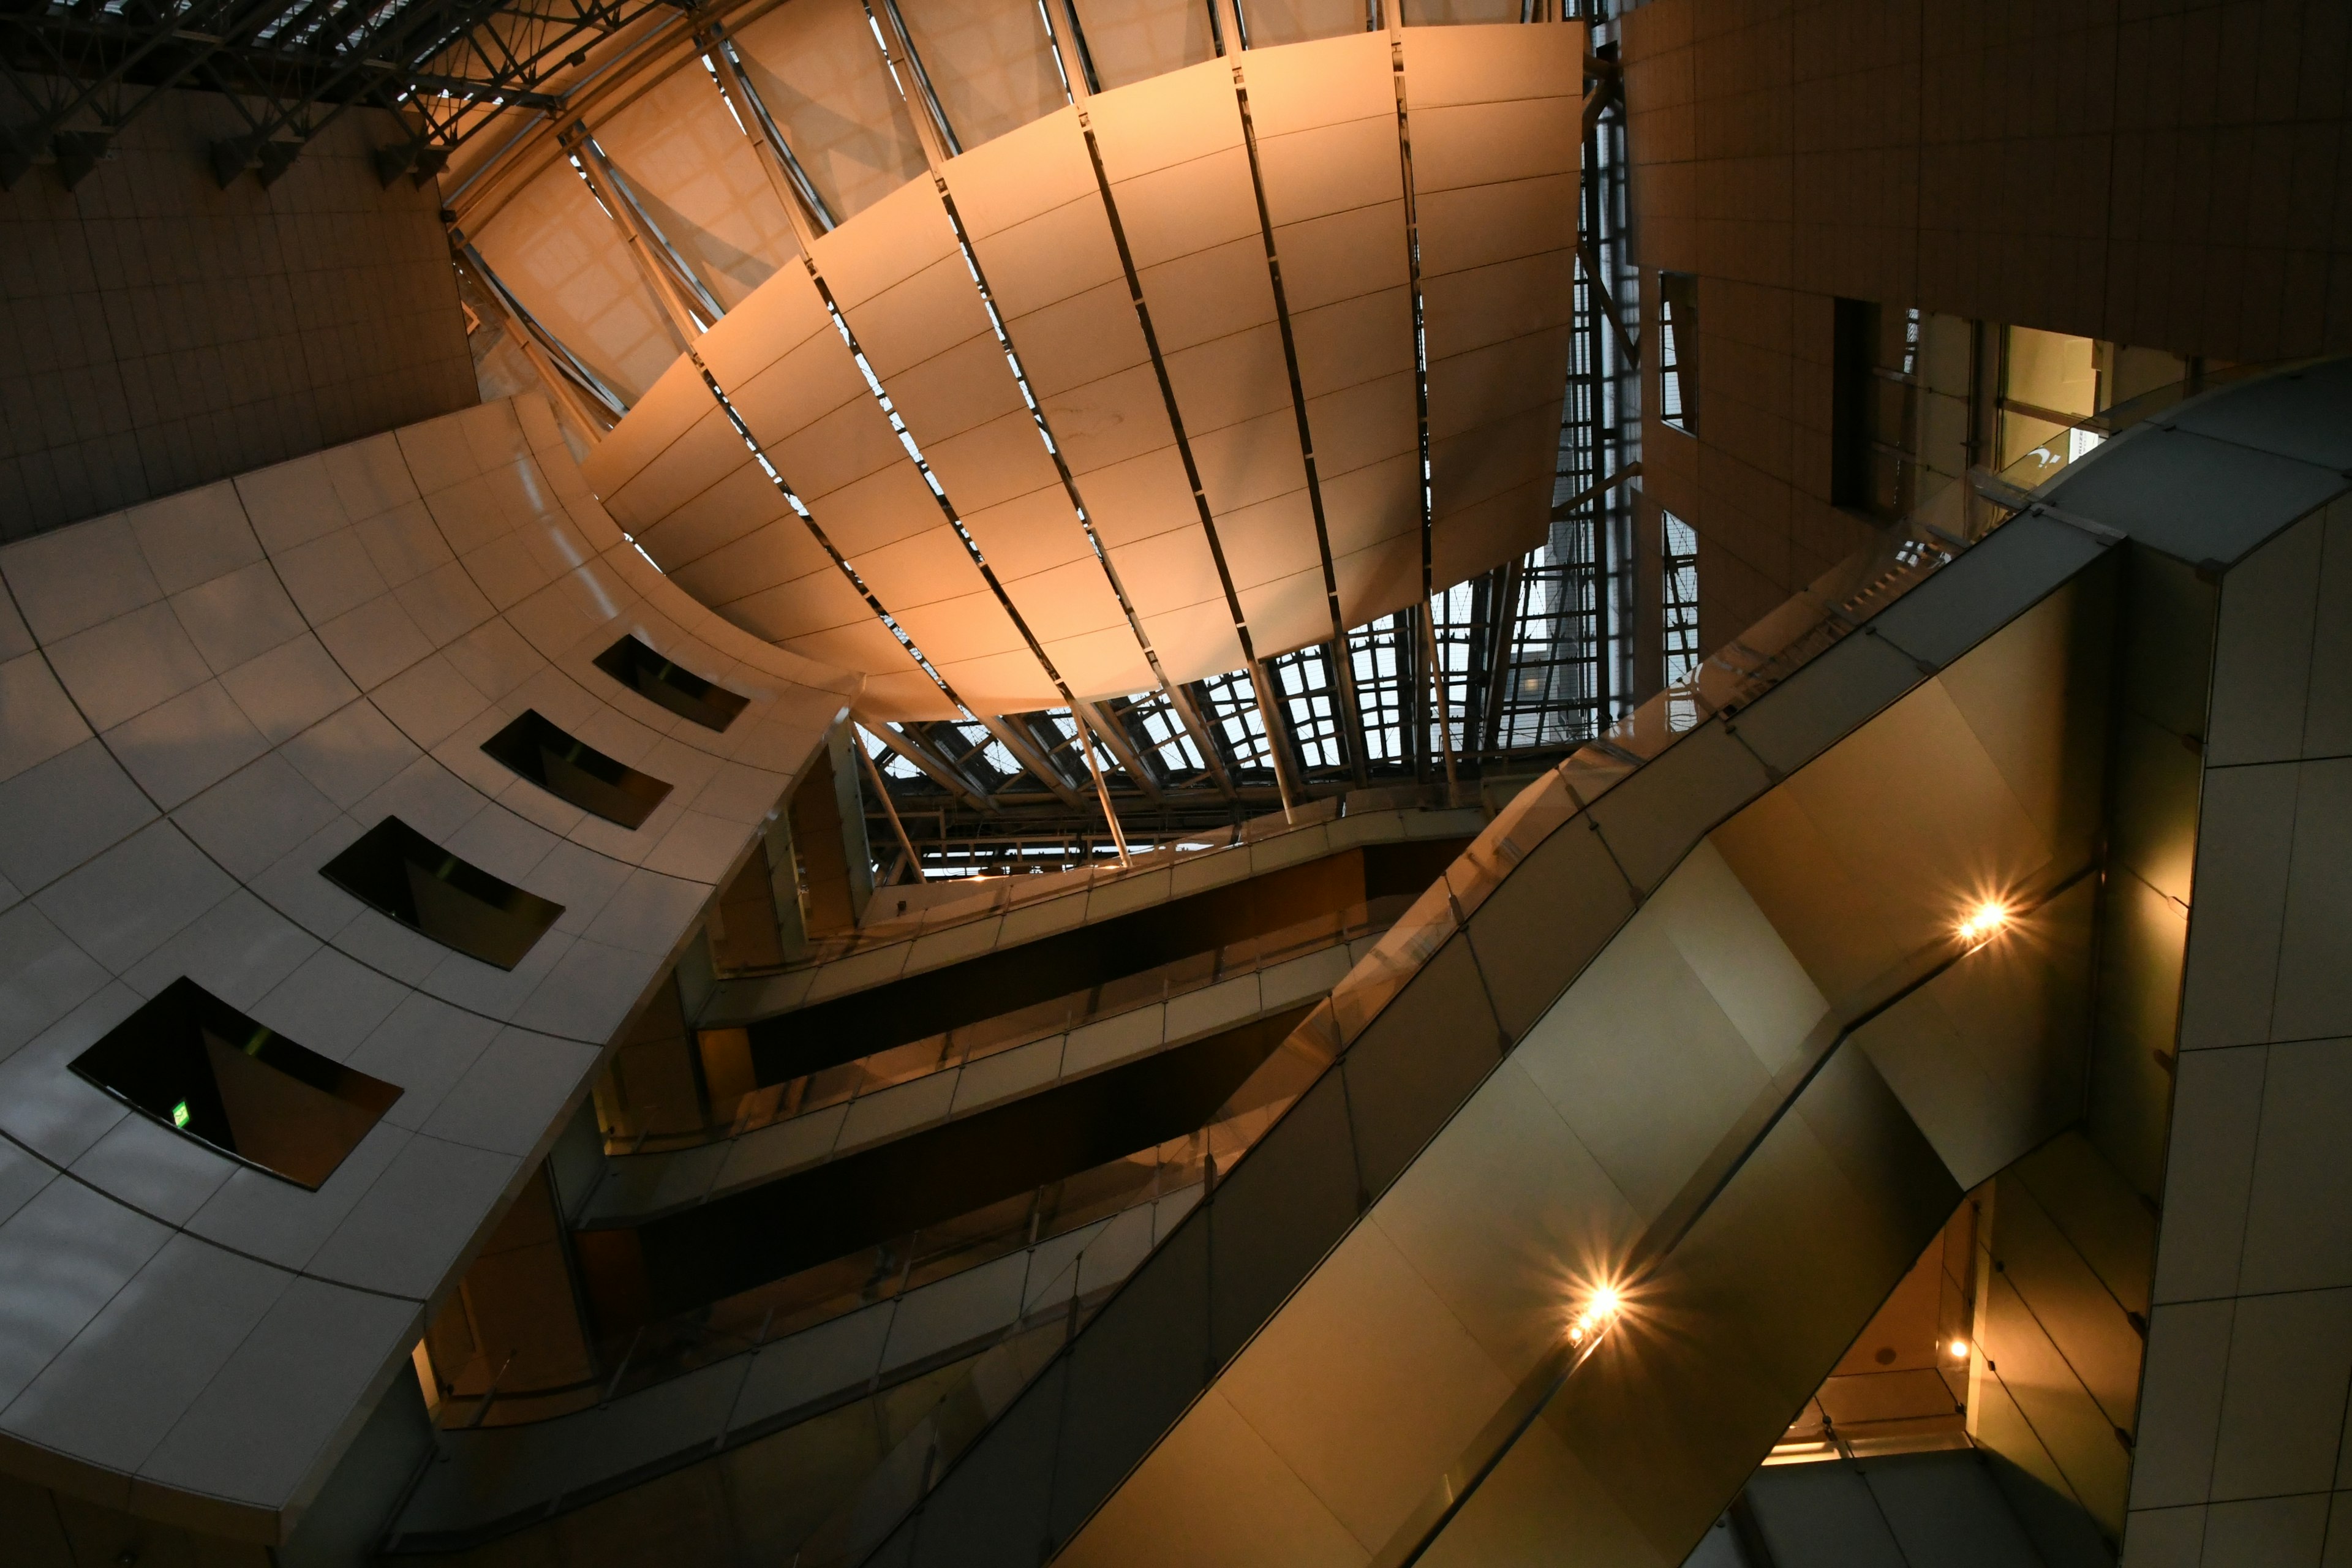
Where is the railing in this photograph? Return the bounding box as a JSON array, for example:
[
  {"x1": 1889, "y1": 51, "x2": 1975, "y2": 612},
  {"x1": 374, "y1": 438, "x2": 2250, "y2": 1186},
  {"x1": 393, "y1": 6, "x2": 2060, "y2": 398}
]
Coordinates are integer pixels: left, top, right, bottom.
[
  {"x1": 603, "y1": 893, "x2": 1412, "y2": 1155},
  {"x1": 780, "y1": 372, "x2": 2243, "y2": 1567}
]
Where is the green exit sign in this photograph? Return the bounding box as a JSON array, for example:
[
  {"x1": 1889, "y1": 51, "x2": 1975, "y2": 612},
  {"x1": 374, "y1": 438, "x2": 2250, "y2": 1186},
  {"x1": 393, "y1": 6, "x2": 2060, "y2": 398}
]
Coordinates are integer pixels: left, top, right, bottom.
[{"x1": 171, "y1": 1101, "x2": 190, "y2": 1129}]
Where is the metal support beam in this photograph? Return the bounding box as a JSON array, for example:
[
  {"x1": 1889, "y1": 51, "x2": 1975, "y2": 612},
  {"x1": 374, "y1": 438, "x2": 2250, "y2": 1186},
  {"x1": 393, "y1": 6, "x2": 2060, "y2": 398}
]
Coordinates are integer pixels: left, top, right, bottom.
[
  {"x1": 696, "y1": 22, "x2": 833, "y2": 244},
  {"x1": 1253, "y1": 657, "x2": 1312, "y2": 808},
  {"x1": 564, "y1": 122, "x2": 712, "y2": 347},
  {"x1": 858, "y1": 716, "x2": 998, "y2": 813},
  {"x1": 854, "y1": 729, "x2": 927, "y2": 882},
  {"x1": 1422, "y1": 611, "x2": 1459, "y2": 797},
  {"x1": 1069, "y1": 706, "x2": 1132, "y2": 866},
  {"x1": 1548, "y1": 461, "x2": 1643, "y2": 524},
  {"x1": 1076, "y1": 701, "x2": 1166, "y2": 804},
  {"x1": 979, "y1": 715, "x2": 1088, "y2": 811},
  {"x1": 1480, "y1": 559, "x2": 1521, "y2": 756},
  {"x1": 1167, "y1": 683, "x2": 1237, "y2": 799}
]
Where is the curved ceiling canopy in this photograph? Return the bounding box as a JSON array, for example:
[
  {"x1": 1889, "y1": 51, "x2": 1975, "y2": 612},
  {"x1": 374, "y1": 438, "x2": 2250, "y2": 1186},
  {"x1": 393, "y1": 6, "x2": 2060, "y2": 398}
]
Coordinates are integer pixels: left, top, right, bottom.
[{"x1": 505, "y1": 17, "x2": 1581, "y2": 719}]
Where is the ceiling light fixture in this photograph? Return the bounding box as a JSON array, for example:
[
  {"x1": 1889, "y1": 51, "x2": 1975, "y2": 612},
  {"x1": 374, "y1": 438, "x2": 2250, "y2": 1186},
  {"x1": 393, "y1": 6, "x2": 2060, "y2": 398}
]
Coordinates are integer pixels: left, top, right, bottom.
[
  {"x1": 1956, "y1": 899, "x2": 2011, "y2": 943},
  {"x1": 1566, "y1": 1284, "x2": 1623, "y2": 1346}
]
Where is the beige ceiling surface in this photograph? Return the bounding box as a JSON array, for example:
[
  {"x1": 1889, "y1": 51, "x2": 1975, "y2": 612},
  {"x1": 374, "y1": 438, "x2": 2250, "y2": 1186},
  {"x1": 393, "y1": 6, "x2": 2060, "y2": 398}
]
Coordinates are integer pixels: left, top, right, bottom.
[{"x1": 579, "y1": 21, "x2": 1586, "y2": 719}]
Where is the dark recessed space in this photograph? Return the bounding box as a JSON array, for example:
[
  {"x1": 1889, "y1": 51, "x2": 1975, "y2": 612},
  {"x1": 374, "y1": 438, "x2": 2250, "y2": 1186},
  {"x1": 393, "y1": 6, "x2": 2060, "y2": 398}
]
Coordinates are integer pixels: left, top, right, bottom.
[
  {"x1": 481, "y1": 709, "x2": 673, "y2": 830},
  {"x1": 741, "y1": 835, "x2": 1469, "y2": 1085},
  {"x1": 70, "y1": 977, "x2": 401, "y2": 1189},
  {"x1": 577, "y1": 1003, "x2": 1314, "y2": 1328},
  {"x1": 322, "y1": 816, "x2": 567, "y2": 970},
  {"x1": 593, "y1": 635, "x2": 749, "y2": 733}
]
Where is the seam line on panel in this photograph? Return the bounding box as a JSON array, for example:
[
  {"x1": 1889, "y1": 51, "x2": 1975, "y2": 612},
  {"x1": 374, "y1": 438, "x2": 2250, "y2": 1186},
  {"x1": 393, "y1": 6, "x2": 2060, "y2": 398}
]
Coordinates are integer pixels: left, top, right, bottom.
[
  {"x1": 1390, "y1": 36, "x2": 1434, "y2": 600},
  {"x1": 932, "y1": 178, "x2": 1180, "y2": 700},
  {"x1": 1233, "y1": 68, "x2": 1372, "y2": 784},
  {"x1": 693, "y1": 363, "x2": 967, "y2": 710},
  {"x1": 801, "y1": 263, "x2": 1078, "y2": 705},
  {"x1": 1075, "y1": 111, "x2": 1257, "y2": 668}
]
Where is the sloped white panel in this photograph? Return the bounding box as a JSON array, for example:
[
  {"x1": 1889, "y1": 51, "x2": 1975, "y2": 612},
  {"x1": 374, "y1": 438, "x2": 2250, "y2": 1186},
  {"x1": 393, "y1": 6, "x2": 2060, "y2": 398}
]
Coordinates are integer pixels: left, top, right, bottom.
[{"x1": 0, "y1": 394, "x2": 857, "y2": 1533}]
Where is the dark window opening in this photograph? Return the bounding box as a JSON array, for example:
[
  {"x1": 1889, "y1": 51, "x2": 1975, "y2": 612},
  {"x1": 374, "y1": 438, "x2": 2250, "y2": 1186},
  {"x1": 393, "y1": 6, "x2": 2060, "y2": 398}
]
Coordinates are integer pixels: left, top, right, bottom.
[
  {"x1": 70, "y1": 978, "x2": 401, "y2": 1189},
  {"x1": 593, "y1": 635, "x2": 749, "y2": 732},
  {"x1": 322, "y1": 816, "x2": 567, "y2": 970},
  {"x1": 482, "y1": 709, "x2": 673, "y2": 830},
  {"x1": 1657, "y1": 272, "x2": 1698, "y2": 434},
  {"x1": 1833, "y1": 298, "x2": 1923, "y2": 521}
]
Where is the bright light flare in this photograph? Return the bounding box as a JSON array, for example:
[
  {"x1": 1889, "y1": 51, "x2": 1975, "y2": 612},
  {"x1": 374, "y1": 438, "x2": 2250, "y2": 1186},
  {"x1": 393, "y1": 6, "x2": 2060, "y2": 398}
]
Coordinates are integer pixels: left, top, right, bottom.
[
  {"x1": 1566, "y1": 1284, "x2": 1625, "y2": 1346},
  {"x1": 1948, "y1": 1339, "x2": 1970, "y2": 1360},
  {"x1": 1956, "y1": 900, "x2": 2011, "y2": 943}
]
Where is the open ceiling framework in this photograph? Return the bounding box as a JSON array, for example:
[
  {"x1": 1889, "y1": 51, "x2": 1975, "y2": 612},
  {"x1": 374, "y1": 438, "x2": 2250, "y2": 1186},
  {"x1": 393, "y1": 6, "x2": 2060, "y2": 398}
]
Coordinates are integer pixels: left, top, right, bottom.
[{"x1": 1, "y1": 0, "x2": 1642, "y2": 878}]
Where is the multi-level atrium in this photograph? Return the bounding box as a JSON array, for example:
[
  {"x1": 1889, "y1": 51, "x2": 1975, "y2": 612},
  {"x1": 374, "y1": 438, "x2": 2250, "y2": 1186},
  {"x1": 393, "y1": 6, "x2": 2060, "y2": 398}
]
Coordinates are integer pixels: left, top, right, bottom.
[{"x1": 2, "y1": 2, "x2": 2350, "y2": 1566}]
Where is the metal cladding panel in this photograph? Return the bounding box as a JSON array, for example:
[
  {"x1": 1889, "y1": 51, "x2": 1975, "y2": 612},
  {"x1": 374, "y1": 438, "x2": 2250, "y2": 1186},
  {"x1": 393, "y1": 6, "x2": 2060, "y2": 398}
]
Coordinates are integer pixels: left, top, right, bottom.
[
  {"x1": 857, "y1": 527, "x2": 995, "y2": 614},
  {"x1": 952, "y1": 111, "x2": 1186, "y2": 630},
  {"x1": 573, "y1": 26, "x2": 1581, "y2": 697},
  {"x1": 895, "y1": 0, "x2": 1068, "y2": 153},
  {"x1": 860, "y1": 666, "x2": 963, "y2": 720},
  {"x1": 1403, "y1": 21, "x2": 1583, "y2": 571},
  {"x1": 1238, "y1": 564, "x2": 1338, "y2": 657},
  {"x1": 1113, "y1": 518, "x2": 1234, "y2": 618},
  {"x1": 1217, "y1": 486, "x2": 1325, "y2": 590},
  {"x1": 578, "y1": 352, "x2": 715, "y2": 514},
  {"x1": 729, "y1": 0, "x2": 929, "y2": 224},
  {"x1": 895, "y1": 589, "x2": 1033, "y2": 664},
  {"x1": 1043, "y1": 624, "x2": 1159, "y2": 704},
  {"x1": 692, "y1": 259, "x2": 836, "y2": 391},
  {"x1": 606, "y1": 401, "x2": 761, "y2": 544},
  {"x1": 472, "y1": 159, "x2": 680, "y2": 404},
  {"x1": 794, "y1": 459, "x2": 945, "y2": 559},
  {"x1": 754, "y1": 389, "x2": 908, "y2": 514},
  {"x1": 594, "y1": 61, "x2": 802, "y2": 310},
  {"x1": 809, "y1": 175, "x2": 954, "y2": 314},
  {"x1": 942, "y1": 104, "x2": 1098, "y2": 246},
  {"x1": 957, "y1": 483, "x2": 1092, "y2": 578},
  {"x1": 640, "y1": 462, "x2": 807, "y2": 576},
  {"x1": 1076, "y1": 444, "x2": 1201, "y2": 551},
  {"x1": 785, "y1": 616, "x2": 929, "y2": 684},
  {"x1": 1139, "y1": 595, "x2": 1248, "y2": 682},
  {"x1": 731, "y1": 564, "x2": 884, "y2": 641},
  {"x1": 1429, "y1": 472, "x2": 1552, "y2": 590},
  {"x1": 668, "y1": 516, "x2": 834, "y2": 611},
  {"x1": 1245, "y1": 34, "x2": 1420, "y2": 625},
  {"x1": 1092, "y1": 59, "x2": 1318, "y2": 657},
  {"x1": 816, "y1": 162, "x2": 1136, "y2": 704}
]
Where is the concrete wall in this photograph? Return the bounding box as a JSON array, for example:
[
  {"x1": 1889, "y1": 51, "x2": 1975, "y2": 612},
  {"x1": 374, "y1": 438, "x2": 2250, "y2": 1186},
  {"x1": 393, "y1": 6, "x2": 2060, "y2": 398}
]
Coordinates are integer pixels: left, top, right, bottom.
[
  {"x1": 1618, "y1": 0, "x2": 2352, "y2": 658},
  {"x1": 0, "y1": 83, "x2": 475, "y2": 543}
]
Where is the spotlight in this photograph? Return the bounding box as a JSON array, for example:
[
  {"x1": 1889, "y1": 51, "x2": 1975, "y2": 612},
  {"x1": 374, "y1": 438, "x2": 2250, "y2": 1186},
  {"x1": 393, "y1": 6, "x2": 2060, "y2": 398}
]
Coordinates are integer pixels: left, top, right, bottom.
[
  {"x1": 1948, "y1": 1339, "x2": 1969, "y2": 1360},
  {"x1": 1566, "y1": 1284, "x2": 1624, "y2": 1346},
  {"x1": 1956, "y1": 900, "x2": 2011, "y2": 943}
]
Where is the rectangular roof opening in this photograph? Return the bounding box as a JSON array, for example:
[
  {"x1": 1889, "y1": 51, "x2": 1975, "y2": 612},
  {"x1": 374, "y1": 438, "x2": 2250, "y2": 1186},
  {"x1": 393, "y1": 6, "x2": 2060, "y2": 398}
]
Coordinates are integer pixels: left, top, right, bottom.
[
  {"x1": 593, "y1": 635, "x2": 748, "y2": 733},
  {"x1": 482, "y1": 709, "x2": 673, "y2": 829},
  {"x1": 322, "y1": 816, "x2": 566, "y2": 969},
  {"x1": 71, "y1": 978, "x2": 401, "y2": 1189}
]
